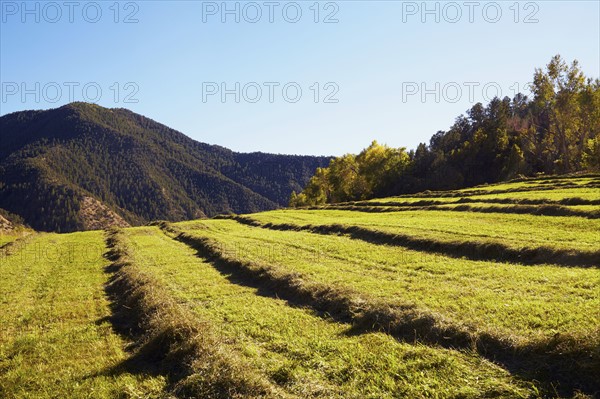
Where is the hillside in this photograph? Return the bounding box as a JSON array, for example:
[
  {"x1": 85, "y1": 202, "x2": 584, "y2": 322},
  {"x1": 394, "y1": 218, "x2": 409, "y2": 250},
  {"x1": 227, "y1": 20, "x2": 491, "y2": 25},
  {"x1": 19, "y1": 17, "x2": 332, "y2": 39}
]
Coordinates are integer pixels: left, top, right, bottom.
[
  {"x1": 0, "y1": 103, "x2": 330, "y2": 232},
  {"x1": 1, "y1": 175, "x2": 598, "y2": 398}
]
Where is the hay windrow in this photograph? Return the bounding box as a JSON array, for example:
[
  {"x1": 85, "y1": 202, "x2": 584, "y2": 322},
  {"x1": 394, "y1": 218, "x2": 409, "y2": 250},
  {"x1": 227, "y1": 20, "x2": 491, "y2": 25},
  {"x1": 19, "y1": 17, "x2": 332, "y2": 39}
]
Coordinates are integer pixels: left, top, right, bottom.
[
  {"x1": 319, "y1": 202, "x2": 600, "y2": 219},
  {"x1": 230, "y1": 216, "x2": 600, "y2": 268}
]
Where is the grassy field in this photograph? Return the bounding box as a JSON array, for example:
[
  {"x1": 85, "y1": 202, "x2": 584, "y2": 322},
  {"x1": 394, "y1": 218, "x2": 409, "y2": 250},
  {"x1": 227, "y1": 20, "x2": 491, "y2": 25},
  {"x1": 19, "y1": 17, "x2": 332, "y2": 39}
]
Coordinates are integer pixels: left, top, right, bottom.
[
  {"x1": 122, "y1": 226, "x2": 532, "y2": 398},
  {"x1": 454, "y1": 175, "x2": 599, "y2": 193},
  {"x1": 0, "y1": 231, "x2": 31, "y2": 248},
  {"x1": 1, "y1": 174, "x2": 598, "y2": 398},
  {"x1": 0, "y1": 236, "x2": 17, "y2": 247},
  {"x1": 467, "y1": 188, "x2": 600, "y2": 202},
  {"x1": 0, "y1": 231, "x2": 167, "y2": 398},
  {"x1": 359, "y1": 175, "x2": 600, "y2": 204},
  {"x1": 242, "y1": 209, "x2": 600, "y2": 257},
  {"x1": 324, "y1": 202, "x2": 600, "y2": 220}
]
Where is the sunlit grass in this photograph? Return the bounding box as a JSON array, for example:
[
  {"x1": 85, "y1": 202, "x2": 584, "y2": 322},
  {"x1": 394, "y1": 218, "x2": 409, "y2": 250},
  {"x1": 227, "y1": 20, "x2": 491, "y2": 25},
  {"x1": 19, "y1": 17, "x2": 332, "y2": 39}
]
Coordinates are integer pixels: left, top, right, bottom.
[
  {"x1": 469, "y1": 188, "x2": 600, "y2": 201},
  {"x1": 246, "y1": 209, "x2": 600, "y2": 253},
  {"x1": 124, "y1": 226, "x2": 533, "y2": 398},
  {"x1": 0, "y1": 231, "x2": 167, "y2": 398},
  {"x1": 0, "y1": 235, "x2": 18, "y2": 247},
  {"x1": 456, "y1": 176, "x2": 598, "y2": 193}
]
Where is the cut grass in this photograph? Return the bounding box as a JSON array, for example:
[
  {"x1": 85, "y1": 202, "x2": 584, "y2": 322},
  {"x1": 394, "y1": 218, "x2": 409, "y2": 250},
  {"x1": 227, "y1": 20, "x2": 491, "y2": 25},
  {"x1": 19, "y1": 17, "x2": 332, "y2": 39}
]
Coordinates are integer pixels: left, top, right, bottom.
[
  {"x1": 394, "y1": 180, "x2": 600, "y2": 199},
  {"x1": 456, "y1": 176, "x2": 600, "y2": 193},
  {"x1": 2, "y1": 175, "x2": 597, "y2": 397},
  {"x1": 363, "y1": 183, "x2": 600, "y2": 202},
  {"x1": 316, "y1": 203, "x2": 600, "y2": 219},
  {"x1": 431, "y1": 203, "x2": 600, "y2": 218},
  {"x1": 359, "y1": 194, "x2": 600, "y2": 208},
  {"x1": 455, "y1": 178, "x2": 598, "y2": 194},
  {"x1": 468, "y1": 188, "x2": 600, "y2": 202},
  {"x1": 0, "y1": 231, "x2": 167, "y2": 398},
  {"x1": 171, "y1": 219, "x2": 600, "y2": 396},
  {"x1": 127, "y1": 225, "x2": 534, "y2": 398},
  {"x1": 239, "y1": 209, "x2": 600, "y2": 266}
]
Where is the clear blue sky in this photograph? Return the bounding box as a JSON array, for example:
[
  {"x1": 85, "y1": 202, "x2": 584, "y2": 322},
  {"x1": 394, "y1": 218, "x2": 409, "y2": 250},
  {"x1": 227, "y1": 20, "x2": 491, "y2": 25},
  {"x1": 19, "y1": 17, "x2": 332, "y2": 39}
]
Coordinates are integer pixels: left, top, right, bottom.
[{"x1": 1, "y1": 0, "x2": 599, "y2": 156}]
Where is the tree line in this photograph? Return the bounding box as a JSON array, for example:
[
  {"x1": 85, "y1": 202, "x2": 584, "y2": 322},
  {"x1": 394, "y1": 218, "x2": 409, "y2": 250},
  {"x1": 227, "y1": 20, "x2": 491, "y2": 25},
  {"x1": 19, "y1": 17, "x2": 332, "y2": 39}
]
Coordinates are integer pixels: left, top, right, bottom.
[{"x1": 290, "y1": 55, "x2": 600, "y2": 206}]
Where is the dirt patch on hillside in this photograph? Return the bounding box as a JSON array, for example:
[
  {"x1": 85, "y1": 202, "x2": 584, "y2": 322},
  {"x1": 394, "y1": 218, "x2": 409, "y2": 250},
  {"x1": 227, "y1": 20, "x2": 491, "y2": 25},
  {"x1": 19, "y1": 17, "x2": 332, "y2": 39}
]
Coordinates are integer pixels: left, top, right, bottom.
[
  {"x1": 79, "y1": 196, "x2": 130, "y2": 230},
  {"x1": 0, "y1": 215, "x2": 13, "y2": 233}
]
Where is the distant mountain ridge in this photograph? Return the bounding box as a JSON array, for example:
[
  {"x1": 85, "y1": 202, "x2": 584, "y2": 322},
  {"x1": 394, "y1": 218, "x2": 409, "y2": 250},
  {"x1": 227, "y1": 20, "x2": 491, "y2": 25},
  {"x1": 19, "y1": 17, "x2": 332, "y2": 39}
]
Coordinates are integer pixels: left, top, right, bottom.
[{"x1": 0, "y1": 103, "x2": 331, "y2": 232}]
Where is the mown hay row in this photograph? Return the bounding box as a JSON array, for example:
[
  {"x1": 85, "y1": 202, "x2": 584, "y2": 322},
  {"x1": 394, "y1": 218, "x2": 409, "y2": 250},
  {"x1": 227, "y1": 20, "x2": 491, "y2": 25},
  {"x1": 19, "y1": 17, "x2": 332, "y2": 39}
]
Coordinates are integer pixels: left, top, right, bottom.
[
  {"x1": 507, "y1": 173, "x2": 600, "y2": 183},
  {"x1": 231, "y1": 216, "x2": 600, "y2": 268},
  {"x1": 386, "y1": 182, "x2": 600, "y2": 199},
  {"x1": 348, "y1": 197, "x2": 600, "y2": 208},
  {"x1": 315, "y1": 203, "x2": 600, "y2": 219},
  {"x1": 104, "y1": 228, "x2": 287, "y2": 399},
  {"x1": 460, "y1": 197, "x2": 600, "y2": 206}
]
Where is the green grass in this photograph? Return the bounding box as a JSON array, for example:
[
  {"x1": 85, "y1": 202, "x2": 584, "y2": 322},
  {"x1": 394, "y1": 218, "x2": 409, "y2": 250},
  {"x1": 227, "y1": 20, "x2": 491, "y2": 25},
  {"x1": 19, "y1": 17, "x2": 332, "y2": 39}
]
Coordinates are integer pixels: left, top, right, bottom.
[
  {"x1": 0, "y1": 231, "x2": 167, "y2": 398},
  {"x1": 322, "y1": 202, "x2": 600, "y2": 220},
  {"x1": 363, "y1": 196, "x2": 458, "y2": 204},
  {"x1": 569, "y1": 204, "x2": 600, "y2": 211},
  {"x1": 455, "y1": 176, "x2": 599, "y2": 193},
  {"x1": 0, "y1": 235, "x2": 18, "y2": 247},
  {"x1": 361, "y1": 188, "x2": 600, "y2": 205},
  {"x1": 0, "y1": 230, "x2": 32, "y2": 248},
  {"x1": 124, "y1": 226, "x2": 533, "y2": 398},
  {"x1": 244, "y1": 209, "x2": 600, "y2": 254},
  {"x1": 431, "y1": 202, "x2": 599, "y2": 211},
  {"x1": 105, "y1": 228, "x2": 282, "y2": 398},
  {"x1": 468, "y1": 188, "x2": 600, "y2": 202},
  {"x1": 357, "y1": 198, "x2": 600, "y2": 213},
  {"x1": 357, "y1": 174, "x2": 600, "y2": 204}
]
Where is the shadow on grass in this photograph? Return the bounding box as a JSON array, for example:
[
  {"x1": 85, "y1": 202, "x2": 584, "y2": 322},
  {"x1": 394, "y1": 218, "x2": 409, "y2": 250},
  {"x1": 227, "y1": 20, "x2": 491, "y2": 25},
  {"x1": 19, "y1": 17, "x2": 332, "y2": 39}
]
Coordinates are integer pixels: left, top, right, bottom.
[
  {"x1": 93, "y1": 245, "x2": 185, "y2": 389},
  {"x1": 95, "y1": 263, "x2": 175, "y2": 381},
  {"x1": 81, "y1": 338, "x2": 167, "y2": 382}
]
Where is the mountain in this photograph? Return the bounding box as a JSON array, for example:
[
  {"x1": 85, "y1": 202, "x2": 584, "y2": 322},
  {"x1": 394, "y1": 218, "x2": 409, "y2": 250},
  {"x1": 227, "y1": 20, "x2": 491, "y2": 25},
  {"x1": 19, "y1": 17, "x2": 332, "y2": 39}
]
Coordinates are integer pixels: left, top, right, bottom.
[{"x1": 0, "y1": 103, "x2": 331, "y2": 232}]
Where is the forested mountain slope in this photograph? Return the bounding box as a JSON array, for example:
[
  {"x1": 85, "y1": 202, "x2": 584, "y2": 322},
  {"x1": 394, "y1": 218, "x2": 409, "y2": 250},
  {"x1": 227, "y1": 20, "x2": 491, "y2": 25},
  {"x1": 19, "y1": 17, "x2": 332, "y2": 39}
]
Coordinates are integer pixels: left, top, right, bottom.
[{"x1": 0, "y1": 103, "x2": 330, "y2": 232}]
